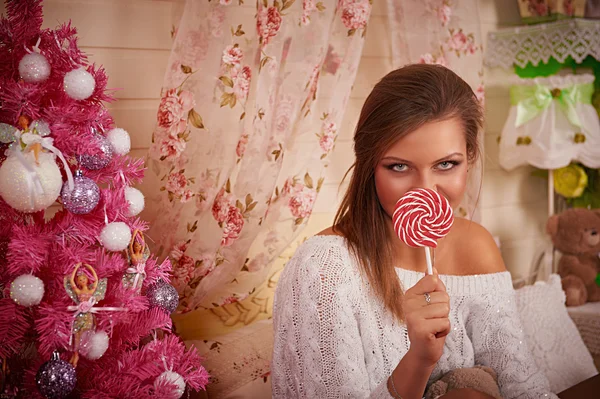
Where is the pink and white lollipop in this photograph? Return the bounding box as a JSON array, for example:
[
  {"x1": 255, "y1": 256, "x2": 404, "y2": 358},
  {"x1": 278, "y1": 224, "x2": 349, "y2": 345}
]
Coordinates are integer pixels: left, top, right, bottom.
[{"x1": 393, "y1": 188, "x2": 454, "y2": 274}]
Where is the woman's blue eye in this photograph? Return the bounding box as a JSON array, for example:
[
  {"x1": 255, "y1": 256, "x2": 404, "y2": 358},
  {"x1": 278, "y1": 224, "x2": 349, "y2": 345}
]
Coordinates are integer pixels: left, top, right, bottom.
[
  {"x1": 437, "y1": 161, "x2": 457, "y2": 170},
  {"x1": 390, "y1": 164, "x2": 407, "y2": 172}
]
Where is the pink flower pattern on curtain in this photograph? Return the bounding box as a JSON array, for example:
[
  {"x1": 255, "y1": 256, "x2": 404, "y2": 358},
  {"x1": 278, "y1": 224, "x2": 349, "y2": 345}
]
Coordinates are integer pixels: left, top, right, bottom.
[
  {"x1": 144, "y1": 0, "x2": 372, "y2": 313},
  {"x1": 386, "y1": 0, "x2": 485, "y2": 221}
]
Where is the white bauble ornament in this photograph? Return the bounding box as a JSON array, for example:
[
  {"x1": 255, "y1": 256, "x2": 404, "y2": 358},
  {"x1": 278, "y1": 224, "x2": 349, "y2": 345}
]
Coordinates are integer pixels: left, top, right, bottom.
[
  {"x1": 99, "y1": 222, "x2": 131, "y2": 251},
  {"x1": 106, "y1": 128, "x2": 130, "y2": 155},
  {"x1": 19, "y1": 52, "x2": 51, "y2": 83},
  {"x1": 63, "y1": 68, "x2": 96, "y2": 100},
  {"x1": 10, "y1": 274, "x2": 45, "y2": 306},
  {"x1": 124, "y1": 187, "x2": 145, "y2": 217},
  {"x1": 154, "y1": 371, "x2": 185, "y2": 399},
  {"x1": 0, "y1": 151, "x2": 62, "y2": 213},
  {"x1": 79, "y1": 330, "x2": 109, "y2": 360}
]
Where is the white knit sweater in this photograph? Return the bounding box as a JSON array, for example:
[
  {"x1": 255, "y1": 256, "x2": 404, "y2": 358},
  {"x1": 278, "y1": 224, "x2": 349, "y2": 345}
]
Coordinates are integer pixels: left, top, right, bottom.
[{"x1": 272, "y1": 235, "x2": 557, "y2": 399}]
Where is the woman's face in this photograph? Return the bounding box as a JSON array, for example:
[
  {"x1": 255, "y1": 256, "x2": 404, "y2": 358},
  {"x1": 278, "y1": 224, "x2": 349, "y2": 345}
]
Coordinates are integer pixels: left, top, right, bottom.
[{"x1": 374, "y1": 117, "x2": 469, "y2": 218}]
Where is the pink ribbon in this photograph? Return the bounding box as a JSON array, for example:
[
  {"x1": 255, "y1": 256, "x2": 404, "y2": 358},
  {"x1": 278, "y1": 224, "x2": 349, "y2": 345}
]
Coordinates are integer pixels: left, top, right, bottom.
[
  {"x1": 126, "y1": 262, "x2": 146, "y2": 289},
  {"x1": 67, "y1": 297, "x2": 127, "y2": 346}
]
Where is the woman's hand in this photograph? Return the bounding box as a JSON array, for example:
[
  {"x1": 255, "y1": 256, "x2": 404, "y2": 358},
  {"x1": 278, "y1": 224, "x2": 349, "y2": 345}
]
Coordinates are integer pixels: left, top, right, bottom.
[{"x1": 402, "y1": 267, "x2": 450, "y2": 368}]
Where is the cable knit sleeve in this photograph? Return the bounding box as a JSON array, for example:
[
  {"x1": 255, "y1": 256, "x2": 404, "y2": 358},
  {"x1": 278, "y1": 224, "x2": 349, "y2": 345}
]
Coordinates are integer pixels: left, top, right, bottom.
[
  {"x1": 467, "y1": 279, "x2": 558, "y2": 399},
  {"x1": 271, "y1": 241, "x2": 393, "y2": 399}
]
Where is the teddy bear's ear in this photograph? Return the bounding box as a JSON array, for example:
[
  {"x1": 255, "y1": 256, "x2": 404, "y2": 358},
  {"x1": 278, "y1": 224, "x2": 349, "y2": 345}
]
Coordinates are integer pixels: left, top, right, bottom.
[
  {"x1": 425, "y1": 380, "x2": 448, "y2": 399},
  {"x1": 546, "y1": 214, "x2": 560, "y2": 237}
]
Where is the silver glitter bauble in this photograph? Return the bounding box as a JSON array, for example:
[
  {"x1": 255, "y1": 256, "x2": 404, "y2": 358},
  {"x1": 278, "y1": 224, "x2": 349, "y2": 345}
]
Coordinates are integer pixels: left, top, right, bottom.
[
  {"x1": 61, "y1": 170, "x2": 100, "y2": 214},
  {"x1": 0, "y1": 123, "x2": 17, "y2": 144},
  {"x1": 146, "y1": 280, "x2": 179, "y2": 314},
  {"x1": 0, "y1": 151, "x2": 62, "y2": 213},
  {"x1": 36, "y1": 352, "x2": 77, "y2": 399},
  {"x1": 80, "y1": 133, "x2": 113, "y2": 170},
  {"x1": 19, "y1": 52, "x2": 51, "y2": 83},
  {"x1": 30, "y1": 119, "x2": 51, "y2": 137}
]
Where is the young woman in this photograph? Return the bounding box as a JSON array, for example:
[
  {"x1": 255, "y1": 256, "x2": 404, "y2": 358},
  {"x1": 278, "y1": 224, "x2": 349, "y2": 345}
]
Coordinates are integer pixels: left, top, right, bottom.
[{"x1": 271, "y1": 65, "x2": 556, "y2": 399}]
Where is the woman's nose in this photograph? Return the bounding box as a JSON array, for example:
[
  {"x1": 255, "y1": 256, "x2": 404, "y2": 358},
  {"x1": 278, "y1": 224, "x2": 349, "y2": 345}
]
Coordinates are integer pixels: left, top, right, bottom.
[{"x1": 411, "y1": 172, "x2": 437, "y2": 192}]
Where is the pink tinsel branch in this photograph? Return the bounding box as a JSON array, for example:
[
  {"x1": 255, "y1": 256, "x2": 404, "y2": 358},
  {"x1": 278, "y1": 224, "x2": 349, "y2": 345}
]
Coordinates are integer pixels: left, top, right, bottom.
[
  {"x1": 0, "y1": 80, "x2": 45, "y2": 124},
  {"x1": 0, "y1": 298, "x2": 31, "y2": 358},
  {"x1": 39, "y1": 22, "x2": 87, "y2": 72},
  {"x1": 84, "y1": 155, "x2": 146, "y2": 187},
  {"x1": 7, "y1": 223, "x2": 53, "y2": 276},
  {"x1": 5, "y1": 0, "x2": 43, "y2": 46},
  {"x1": 80, "y1": 334, "x2": 208, "y2": 398},
  {"x1": 144, "y1": 257, "x2": 173, "y2": 286},
  {"x1": 105, "y1": 308, "x2": 172, "y2": 350},
  {"x1": 35, "y1": 300, "x2": 72, "y2": 357}
]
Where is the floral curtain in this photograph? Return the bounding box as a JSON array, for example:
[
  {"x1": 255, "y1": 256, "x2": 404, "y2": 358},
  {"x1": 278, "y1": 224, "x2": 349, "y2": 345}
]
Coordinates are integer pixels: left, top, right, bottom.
[
  {"x1": 143, "y1": 0, "x2": 372, "y2": 316},
  {"x1": 386, "y1": 0, "x2": 485, "y2": 221}
]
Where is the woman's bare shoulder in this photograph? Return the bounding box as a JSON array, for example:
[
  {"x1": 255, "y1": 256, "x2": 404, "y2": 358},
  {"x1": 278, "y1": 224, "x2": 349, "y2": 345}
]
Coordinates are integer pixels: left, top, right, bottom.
[
  {"x1": 316, "y1": 226, "x2": 345, "y2": 237},
  {"x1": 447, "y1": 218, "x2": 507, "y2": 275}
]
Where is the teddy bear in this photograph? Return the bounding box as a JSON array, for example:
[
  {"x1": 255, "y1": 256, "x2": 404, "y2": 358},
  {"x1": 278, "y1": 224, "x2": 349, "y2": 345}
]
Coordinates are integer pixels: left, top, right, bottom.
[
  {"x1": 424, "y1": 366, "x2": 502, "y2": 399},
  {"x1": 546, "y1": 208, "x2": 600, "y2": 307}
]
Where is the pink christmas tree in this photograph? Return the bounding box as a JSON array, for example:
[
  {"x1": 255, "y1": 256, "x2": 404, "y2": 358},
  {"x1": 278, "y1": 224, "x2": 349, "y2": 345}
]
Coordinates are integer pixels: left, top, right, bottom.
[{"x1": 0, "y1": 0, "x2": 208, "y2": 397}]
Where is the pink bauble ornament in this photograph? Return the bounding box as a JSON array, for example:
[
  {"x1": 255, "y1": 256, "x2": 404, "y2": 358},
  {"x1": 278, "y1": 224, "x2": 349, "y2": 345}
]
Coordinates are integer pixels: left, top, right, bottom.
[
  {"x1": 80, "y1": 133, "x2": 113, "y2": 170},
  {"x1": 61, "y1": 170, "x2": 100, "y2": 214}
]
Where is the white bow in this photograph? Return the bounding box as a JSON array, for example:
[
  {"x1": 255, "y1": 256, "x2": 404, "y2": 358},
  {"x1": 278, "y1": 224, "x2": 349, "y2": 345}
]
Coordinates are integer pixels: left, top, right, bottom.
[{"x1": 18, "y1": 131, "x2": 74, "y2": 191}]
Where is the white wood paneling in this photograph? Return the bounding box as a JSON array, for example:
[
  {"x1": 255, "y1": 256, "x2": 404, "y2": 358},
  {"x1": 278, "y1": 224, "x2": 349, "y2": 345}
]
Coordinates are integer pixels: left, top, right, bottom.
[
  {"x1": 41, "y1": 0, "x2": 175, "y2": 50},
  {"x1": 82, "y1": 47, "x2": 169, "y2": 100}
]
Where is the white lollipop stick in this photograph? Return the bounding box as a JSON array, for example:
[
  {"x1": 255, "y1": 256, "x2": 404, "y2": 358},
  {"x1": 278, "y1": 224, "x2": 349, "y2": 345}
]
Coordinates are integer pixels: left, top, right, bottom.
[{"x1": 424, "y1": 247, "x2": 433, "y2": 275}]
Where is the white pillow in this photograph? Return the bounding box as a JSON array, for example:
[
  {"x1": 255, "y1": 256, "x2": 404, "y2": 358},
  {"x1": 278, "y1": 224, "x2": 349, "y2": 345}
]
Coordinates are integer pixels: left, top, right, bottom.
[{"x1": 514, "y1": 274, "x2": 598, "y2": 393}]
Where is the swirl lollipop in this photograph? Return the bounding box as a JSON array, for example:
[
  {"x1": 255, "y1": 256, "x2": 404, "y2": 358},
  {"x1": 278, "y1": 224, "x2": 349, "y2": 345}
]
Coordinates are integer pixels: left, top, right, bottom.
[{"x1": 393, "y1": 188, "x2": 454, "y2": 274}]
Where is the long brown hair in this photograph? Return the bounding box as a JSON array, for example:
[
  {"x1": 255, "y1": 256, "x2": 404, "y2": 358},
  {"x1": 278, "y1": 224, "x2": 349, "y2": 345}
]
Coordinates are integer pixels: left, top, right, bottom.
[{"x1": 333, "y1": 64, "x2": 483, "y2": 321}]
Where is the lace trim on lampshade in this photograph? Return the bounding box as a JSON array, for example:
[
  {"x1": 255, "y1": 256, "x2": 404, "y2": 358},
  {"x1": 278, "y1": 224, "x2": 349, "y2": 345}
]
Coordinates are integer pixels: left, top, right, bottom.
[{"x1": 485, "y1": 19, "x2": 600, "y2": 69}]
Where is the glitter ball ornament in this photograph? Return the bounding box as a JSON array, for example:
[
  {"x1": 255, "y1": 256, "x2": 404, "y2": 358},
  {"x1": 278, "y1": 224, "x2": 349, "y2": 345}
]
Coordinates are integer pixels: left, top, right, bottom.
[
  {"x1": 61, "y1": 170, "x2": 100, "y2": 214},
  {"x1": 0, "y1": 123, "x2": 17, "y2": 143},
  {"x1": 63, "y1": 67, "x2": 96, "y2": 100},
  {"x1": 106, "y1": 127, "x2": 130, "y2": 155},
  {"x1": 99, "y1": 222, "x2": 132, "y2": 251},
  {"x1": 124, "y1": 186, "x2": 145, "y2": 217},
  {"x1": 79, "y1": 330, "x2": 109, "y2": 360},
  {"x1": 36, "y1": 352, "x2": 77, "y2": 399},
  {"x1": 0, "y1": 151, "x2": 62, "y2": 213},
  {"x1": 80, "y1": 133, "x2": 113, "y2": 170},
  {"x1": 154, "y1": 371, "x2": 186, "y2": 399},
  {"x1": 146, "y1": 280, "x2": 179, "y2": 314},
  {"x1": 19, "y1": 52, "x2": 51, "y2": 83},
  {"x1": 10, "y1": 274, "x2": 45, "y2": 307},
  {"x1": 30, "y1": 119, "x2": 51, "y2": 137}
]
